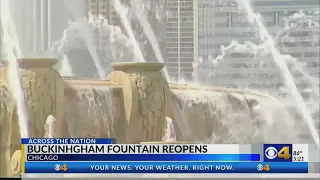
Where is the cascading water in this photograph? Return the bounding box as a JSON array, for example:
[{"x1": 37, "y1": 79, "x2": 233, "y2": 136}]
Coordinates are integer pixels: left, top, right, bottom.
[
  {"x1": 112, "y1": 0, "x2": 145, "y2": 62},
  {"x1": 2, "y1": 0, "x2": 318, "y2": 147},
  {"x1": 0, "y1": 0, "x2": 29, "y2": 137},
  {"x1": 172, "y1": 98, "x2": 195, "y2": 141},
  {"x1": 59, "y1": 55, "x2": 74, "y2": 76},
  {"x1": 162, "y1": 117, "x2": 177, "y2": 142},
  {"x1": 235, "y1": 0, "x2": 319, "y2": 147},
  {"x1": 65, "y1": 87, "x2": 115, "y2": 138},
  {"x1": 171, "y1": 89, "x2": 299, "y2": 144}
]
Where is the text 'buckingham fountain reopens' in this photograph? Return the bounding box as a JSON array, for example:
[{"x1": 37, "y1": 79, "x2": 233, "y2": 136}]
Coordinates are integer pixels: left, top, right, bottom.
[{"x1": 0, "y1": 0, "x2": 319, "y2": 178}]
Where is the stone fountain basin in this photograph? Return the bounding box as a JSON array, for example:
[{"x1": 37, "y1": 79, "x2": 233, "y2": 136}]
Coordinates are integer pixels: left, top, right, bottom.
[
  {"x1": 62, "y1": 78, "x2": 268, "y2": 142},
  {"x1": 169, "y1": 83, "x2": 267, "y2": 142},
  {"x1": 63, "y1": 78, "x2": 126, "y2": 141},
  {"x1": 0, "y1": 58, "x2": 269, "y2": 143},
  {"x1": 0, "y1": 58, "x2": 275, "y2": 177}
]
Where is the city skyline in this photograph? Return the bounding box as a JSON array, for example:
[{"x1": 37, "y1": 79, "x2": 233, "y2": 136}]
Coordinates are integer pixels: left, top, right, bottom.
[{"x1": 1, "y1": 0, "x2": 319, "y2": 87}]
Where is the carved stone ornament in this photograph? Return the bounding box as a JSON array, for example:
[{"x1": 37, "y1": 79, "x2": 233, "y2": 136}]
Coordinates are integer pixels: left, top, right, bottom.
[{"x1": 107, "y1": 62, "x2": 173, "y2": 143}]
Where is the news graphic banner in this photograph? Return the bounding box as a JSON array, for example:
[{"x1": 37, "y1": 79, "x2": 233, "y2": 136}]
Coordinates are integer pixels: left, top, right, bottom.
[{"x1": 20, "y1": 138, "x2": 318, "y2": 174}]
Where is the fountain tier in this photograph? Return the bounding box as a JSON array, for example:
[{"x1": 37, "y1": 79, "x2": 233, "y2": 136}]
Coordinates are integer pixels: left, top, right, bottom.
[
  {"x1": 0, "y1": 58, "x2": 64, "y2": 177},
  {"x1": 106, "y1": 62, "x2": 172, "y2": 143},
  {"x1": 1, "y1": 59, "x2": 280, "y2": 177}
]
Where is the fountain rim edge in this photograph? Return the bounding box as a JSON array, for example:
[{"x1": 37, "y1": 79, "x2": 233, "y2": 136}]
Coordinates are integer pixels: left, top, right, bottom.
[
  {"x1": 111, "y1": 62, "x2": 165, "y2": 71},
  {"x1": 1, "y1": 58, "x2": 57, "y2": 68}
]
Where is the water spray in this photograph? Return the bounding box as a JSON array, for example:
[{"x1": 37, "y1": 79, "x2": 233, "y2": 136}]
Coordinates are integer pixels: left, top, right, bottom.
[
  {"x1": 1, "y1": 0, "x2": 29, "y2": 138},
  {"x1": 236, "y1": 0, "x2": 319, "y2": 147}
]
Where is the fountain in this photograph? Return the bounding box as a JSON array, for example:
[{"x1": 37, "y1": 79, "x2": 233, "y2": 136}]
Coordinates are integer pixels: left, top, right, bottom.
[
  {"x1": 236, "y1": 0, "x2": 319, "y2": 147},
  {"x1": 112, "y1": 0, "x2": 145, "y2": 62},
  {"x1": 0, "y1": 58, "x2": 64, "y2": 177},
  {"x1": 52, "y1": 14, "x2": 138, "y2": 78},
  {"x1": 131, "y1": 0, "x2": 170, "y2": 79},
  {"x1": 1, "y1": 0, "x2": 319, "y2": 178},
  {"x1": 0, "y1": 58, "x2": 288, "y2": 177}
]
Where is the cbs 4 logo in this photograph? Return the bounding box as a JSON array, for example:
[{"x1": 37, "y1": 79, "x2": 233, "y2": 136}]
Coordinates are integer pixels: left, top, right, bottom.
[{"x1": 265, "y1": 146, "x2": 291, "y2": 160}]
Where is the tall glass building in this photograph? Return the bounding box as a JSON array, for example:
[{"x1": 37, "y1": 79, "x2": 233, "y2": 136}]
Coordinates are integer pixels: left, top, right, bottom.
[{"x1": 165, "y1": 0, "x2": 198, "y2": 80}]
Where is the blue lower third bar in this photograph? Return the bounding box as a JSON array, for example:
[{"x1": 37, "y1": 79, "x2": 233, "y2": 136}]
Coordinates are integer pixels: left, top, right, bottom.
[
  {"x1": 24, "y1": 162, "x2": 308, "y2": 173},
  {"x1": 26, "y1": 154, "x2": 260, "y2": 161}
]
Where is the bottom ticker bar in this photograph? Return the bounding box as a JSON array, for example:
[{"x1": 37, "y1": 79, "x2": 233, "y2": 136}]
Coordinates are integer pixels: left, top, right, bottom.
[{"x1": 24, "y1": 162, "x2": 308, "y2": 173}]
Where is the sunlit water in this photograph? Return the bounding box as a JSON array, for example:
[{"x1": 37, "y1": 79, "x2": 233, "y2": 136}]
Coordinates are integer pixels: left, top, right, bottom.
[
  {"x1": 131, "y1": 0, "x2": 170, "y2": 79},
  {"x1": 0, "y1": 0, "x2": 29, "y2": 137},
  {"x1": 196, "y1": 2, "x2": 319, "y2": 145},
  {"x1": 52, "y1": 15, "x2": 137, "y2": 78},
  {"x1": 112, "y1": 0, "x2": 145, "y2": 62},
  {"x1": 204, "y1": 40, "x2": 319, "y2": 142},
  {"x1": 64, "y1": 0, "x2": 106, "y2": 79},
  {"x1": 162, "y1": 117, "x2": 177, "y2": 142},
  {"x1": 2, "y1": 0, "x2": 319, "y2": 147},
  {"x1": 58, "y1": 55, "x2": 73, "y2": 76},
  {"x1": 65, "y1": 87, "x2": 115, "y2": 138},
  {"x1": 172, "y1": 90, "x2": 298, "y2": 143},
  {"x1": 278, "y1": 10, "x2": 320, "y2": 98},
  {"x1": 76, "y1": 17, "x2": 106, "y2": 79},
  {"x1": 52, "y1": 0, "x2": 319, "y2": 145},
  {"x1": 1, "y1": 0, "x2": 22, "y2": 57},
  {"x1": 236, "y1": 0, "x2": 319, "y2": 147}
]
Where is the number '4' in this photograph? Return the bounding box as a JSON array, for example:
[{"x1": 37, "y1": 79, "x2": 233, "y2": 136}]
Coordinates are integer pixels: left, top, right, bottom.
[
  {"x1": 61, "y1": 164, "x2": 68, "y2": 172},
  {"x1": 278, "y1": 146, "x2": 291, "y2": 160}
]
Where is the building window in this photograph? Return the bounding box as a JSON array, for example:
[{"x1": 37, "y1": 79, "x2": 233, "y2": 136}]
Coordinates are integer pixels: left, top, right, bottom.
[
  {"x1": 180, "y1": 1, "x2": 193, "y2": 6},
  {"x1": 281, "y1": 41, "x2": 298, "y2": 47},
  {"x1": 288, "y1": 52, "x2": 302, "y2": 57},
  {"x1": 180, "y1": 7, "x2": 193, "y2": 11},
  {"x1": 282, "y1": 11, "x2": 298, "y2": 16},
  {"x1": 230, "y1": 12, "x2": 249, "y2": 27},
  {"x1": 214, "y1": 22, "x2": 228, "y2": 28},
  {"x1": 304, "y1": 52, "x2": 318, "y2": 57},
  {"x1": 300, "y1": 42, "x2": 313, "y2": 47},
  {"x1": 289, "y1": 31, "x2": 310, "y2": 37}
]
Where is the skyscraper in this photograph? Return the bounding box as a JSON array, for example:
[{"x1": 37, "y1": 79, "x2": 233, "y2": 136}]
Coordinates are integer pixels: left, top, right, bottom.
[
  {"x1": 88, "y1": 0, "x2": 119, "y2": 25},
  {"x1": 165, "y1": 0, "x2": 199, "y2": 80}
]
